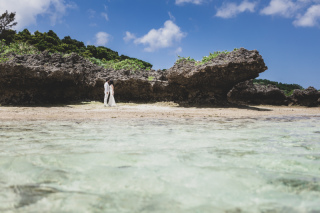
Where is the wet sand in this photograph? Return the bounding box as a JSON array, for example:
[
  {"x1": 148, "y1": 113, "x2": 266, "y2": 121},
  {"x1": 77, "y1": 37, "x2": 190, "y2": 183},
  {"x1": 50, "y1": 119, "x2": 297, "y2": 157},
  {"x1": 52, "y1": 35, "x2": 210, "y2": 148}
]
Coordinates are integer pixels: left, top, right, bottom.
[{"x1": 0, "y1": 102, "x2": 319, "y2": 121}]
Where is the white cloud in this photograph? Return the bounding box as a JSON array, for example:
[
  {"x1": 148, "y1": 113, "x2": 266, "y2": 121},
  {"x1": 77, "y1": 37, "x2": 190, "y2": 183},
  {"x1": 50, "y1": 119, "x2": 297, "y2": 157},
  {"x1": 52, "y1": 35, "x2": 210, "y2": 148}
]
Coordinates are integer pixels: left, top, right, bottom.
[
  {"x1": 168, "y1": 12, "x2": 176, "y2": 21},
  {"x1": 87, "y1": 9, "x2": 96, "y2": 18},
  {"x1": 130, "y1": 20, "x2": 186, "y2": 52},
  {"x1": 95, "y1": 32, "x2": 111, "y2": 46},
  {"x1": 101, "y1": 12, "x2": 109, "y2": 21},
  {"x1": 123, "y1": 31, "x2": 136, "y2": 42},
  {"x1": 216, "y1": 0, "x2": 257, "y2": 18},
  {"x1": 0, "y1": 0, "x2": 76, "y2": 30},
  {"x1": 260, "y1": 0, "x2": 299, "y2": 17},
  {"x1": 175, "y1": 47, "x2": 183, "y2": 54},
  {"x1": 260, "y1": 0, "x2": 320, "y2": 27},
  {"x1": 293, "y1": 4, "x2": 320, "y2": 26},
  {"x1": 101, "y1": 4, "x2": 109, "y2": 21},
  {"x1": 175, "y1": 0, "x2": 204, "y2": 5}
]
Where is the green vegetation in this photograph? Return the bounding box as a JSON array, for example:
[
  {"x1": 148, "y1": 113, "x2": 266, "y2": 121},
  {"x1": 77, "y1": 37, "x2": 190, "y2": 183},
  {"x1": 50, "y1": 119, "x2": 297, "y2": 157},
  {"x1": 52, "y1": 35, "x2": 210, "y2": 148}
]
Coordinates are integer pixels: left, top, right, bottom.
[
  {"x1": 148, "y1": 76, "x2": 155, "y2": 81},
  {"x1": 108, "y1": 58, "x2": 151, "y2": 71},
  {"x1": 1, "y1": 11, "x2": 152, "y2": 70},
  {"x1": 89, "y1": 57, "x2": 152, "y2": 71},
  {"x1": 175, "y1": 56, "x2": 196, "y2": 64},
  {"x1": 199, "y1": 50, "x2": 230, "y2": 65},
  {"x1": 176, "y1": 48, "x2": 239, "y2": 65},
  {"x1": 0, "y1": 39, "x2": 40, "y2": 62},
  {"x1": 0, "y1": 28, "x2": 153, "y2": 70},
  {"x1": 253, "y1": 79, "x2": 304, "y2": 96},
  {"x1": 0, "y1": 39, "x2": 40, "y2": 55}
]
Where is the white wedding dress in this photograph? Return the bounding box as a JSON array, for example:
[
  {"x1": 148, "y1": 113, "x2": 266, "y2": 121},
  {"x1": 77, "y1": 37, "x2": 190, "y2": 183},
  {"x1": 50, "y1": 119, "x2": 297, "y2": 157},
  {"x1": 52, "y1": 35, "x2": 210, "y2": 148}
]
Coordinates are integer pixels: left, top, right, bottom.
[{"x1": 108, "y1": 86, "x2": 117, "y2": 107}]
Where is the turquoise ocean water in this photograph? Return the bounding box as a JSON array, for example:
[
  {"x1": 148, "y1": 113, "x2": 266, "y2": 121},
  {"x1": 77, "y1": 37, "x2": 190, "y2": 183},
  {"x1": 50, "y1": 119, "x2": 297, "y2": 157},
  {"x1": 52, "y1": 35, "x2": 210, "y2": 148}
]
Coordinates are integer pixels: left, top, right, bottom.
[{"x1": 0, "y1": 116, "x2": 320, "y2": 212}]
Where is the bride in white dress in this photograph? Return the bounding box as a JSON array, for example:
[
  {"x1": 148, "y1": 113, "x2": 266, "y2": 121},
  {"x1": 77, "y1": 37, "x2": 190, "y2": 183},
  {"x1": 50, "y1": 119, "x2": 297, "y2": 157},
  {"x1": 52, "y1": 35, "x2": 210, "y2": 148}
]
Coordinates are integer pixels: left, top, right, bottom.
[{"x1": 107, "y1": 80, "x2": 117, "y2": 107}]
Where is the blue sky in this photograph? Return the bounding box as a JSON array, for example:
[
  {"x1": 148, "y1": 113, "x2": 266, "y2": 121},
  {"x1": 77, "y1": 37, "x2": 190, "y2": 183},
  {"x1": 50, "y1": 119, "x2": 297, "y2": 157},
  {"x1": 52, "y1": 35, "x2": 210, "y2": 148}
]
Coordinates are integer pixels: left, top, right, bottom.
[{"x1": 1, "y1": 0, "x2": 320, "y2": 88}]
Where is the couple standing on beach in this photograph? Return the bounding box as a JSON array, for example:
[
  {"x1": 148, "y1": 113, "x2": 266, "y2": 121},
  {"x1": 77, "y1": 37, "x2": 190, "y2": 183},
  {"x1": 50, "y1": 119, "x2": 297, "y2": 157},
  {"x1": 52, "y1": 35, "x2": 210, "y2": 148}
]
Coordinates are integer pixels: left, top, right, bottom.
[{"x1": 104, "y1": 78, "x2": 117, "y2": 107}]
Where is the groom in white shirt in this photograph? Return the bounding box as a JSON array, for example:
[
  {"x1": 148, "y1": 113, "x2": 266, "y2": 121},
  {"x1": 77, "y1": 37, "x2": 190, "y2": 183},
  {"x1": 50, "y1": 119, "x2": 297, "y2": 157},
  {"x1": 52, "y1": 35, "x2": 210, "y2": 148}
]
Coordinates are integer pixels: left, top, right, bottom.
[{"x1": 104, "y1": 78, "x2": 110, "y2": 107}]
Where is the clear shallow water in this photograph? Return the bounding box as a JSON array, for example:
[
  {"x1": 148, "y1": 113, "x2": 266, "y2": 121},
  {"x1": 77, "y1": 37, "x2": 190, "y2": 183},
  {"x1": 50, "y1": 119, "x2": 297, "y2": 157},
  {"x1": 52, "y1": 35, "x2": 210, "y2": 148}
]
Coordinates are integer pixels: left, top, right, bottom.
[{"x1": 0, "y1": 116, "x2": 320, "y2": 213}]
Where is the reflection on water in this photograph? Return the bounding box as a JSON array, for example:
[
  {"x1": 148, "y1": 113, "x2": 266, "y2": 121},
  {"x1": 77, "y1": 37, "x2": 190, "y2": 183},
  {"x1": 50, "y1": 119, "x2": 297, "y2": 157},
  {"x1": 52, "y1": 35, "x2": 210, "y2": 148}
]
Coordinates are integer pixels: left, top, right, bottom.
[{"x1": 0, "y1": 117, "x2": 320, "y2": 212}]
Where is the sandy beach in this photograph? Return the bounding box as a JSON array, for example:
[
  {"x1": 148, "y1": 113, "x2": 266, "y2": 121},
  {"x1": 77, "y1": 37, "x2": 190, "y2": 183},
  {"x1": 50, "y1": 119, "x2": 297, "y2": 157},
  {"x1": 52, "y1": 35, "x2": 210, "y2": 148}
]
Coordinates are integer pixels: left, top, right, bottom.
[{"x1": 0, "y1": 102, "x2": 319, "y2": 121}]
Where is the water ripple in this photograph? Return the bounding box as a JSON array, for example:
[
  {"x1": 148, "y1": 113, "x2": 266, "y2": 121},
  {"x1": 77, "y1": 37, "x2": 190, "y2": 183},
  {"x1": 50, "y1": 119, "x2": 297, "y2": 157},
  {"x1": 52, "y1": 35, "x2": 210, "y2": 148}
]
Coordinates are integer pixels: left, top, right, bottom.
[{"x1": 0, "y1": 116, "x2": 320, "y2": 212}]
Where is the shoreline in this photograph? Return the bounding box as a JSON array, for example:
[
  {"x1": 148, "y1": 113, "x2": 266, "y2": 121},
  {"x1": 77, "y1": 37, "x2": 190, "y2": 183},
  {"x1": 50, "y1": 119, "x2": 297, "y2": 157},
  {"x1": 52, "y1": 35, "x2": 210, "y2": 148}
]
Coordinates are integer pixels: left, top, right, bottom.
[{"x1": 0, "y1": 102, "x2": 319, "y2": 121}]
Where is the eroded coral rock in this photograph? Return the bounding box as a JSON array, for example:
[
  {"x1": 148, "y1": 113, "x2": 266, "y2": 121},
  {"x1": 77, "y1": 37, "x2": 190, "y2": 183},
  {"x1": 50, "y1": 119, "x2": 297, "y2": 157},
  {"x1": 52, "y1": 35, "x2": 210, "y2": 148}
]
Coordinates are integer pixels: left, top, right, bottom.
[
  {"x1": 0, "y1": 48, "x2": 268, "y2": 105},
  {"x1": 166, "y1": 48, "x2": 268, "y2": 104},
  {"x1": 289, "y1": 87, "x2": 320, "y2": 107},
  {"x1": 227, "y1": 80, "x2": 287, "y2": 105}
]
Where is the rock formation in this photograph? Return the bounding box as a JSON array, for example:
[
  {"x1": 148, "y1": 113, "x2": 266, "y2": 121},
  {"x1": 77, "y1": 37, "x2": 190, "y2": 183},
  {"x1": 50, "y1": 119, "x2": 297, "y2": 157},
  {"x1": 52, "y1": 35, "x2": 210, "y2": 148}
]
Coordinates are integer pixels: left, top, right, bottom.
[
  {"x1": 1, "y1": 52, "x2": 103, "y2": 105},
  {"x1": 227, "y1": 80, "x2": 287, "y2": 105},
  {"x1": 289, "y1": 87, "x2": 320, "y2": 107},
  {"x1": 228, "y1": 81, "x2": 320, "y2": 107},
  {"x1": 0, "y1": 48, "x2": 268, "y2": 105},
  {"x1": 166, "y1": 48, "x2": 268, "y2": 104}
]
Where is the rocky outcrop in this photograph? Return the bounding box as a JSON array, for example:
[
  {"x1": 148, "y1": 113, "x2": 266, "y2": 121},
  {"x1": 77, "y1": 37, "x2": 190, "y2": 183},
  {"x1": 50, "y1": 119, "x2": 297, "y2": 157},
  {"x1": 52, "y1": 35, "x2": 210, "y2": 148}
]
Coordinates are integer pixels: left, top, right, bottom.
[
  {"x1": 1, "y1": 52, "x2": 101, "y2": 105},
  {"x1": 0, "y1": 52, "x2": 165, "y2": 105},
  {"x1": 288, "y1": 87, "x2": 320, "y2": 107},
  {"x1": 227, "y1": 80, "x2": 287, "y2": 105},
  {"x1": 228, "y1": 81, "x2": 320, "y2": 107},
  {"x1": 0, "y1": 48, "x2": 268, "y2": 105},
  {"x1": 166, "y1": 48, "x2": 268, "y2": 104}
]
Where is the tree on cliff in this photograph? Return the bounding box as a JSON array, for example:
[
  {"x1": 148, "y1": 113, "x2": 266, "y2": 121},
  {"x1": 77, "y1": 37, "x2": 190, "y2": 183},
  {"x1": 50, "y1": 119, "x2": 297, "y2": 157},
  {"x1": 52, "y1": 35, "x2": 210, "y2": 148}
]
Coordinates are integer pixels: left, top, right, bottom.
[
  {"x1": 0, "y1": 10, "x2": 17, "y2": 33},
  {"x1": 0, "y1": 11, "x2": 17, "y2": 44}
]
